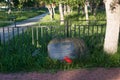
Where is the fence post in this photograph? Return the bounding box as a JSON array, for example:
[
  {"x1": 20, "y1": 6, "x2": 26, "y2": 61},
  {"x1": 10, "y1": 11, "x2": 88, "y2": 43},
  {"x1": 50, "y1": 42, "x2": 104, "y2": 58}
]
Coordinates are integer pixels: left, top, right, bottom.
[
  {"x1": 66, "y1": 20, "x2": 69, "y2": 37},
  {"x1": 0, "y1": 32, "x2": 1, "y2": 44},
  {"x1": 36, "y1": 26, "x2": 40, "y2": 48},
  {"x1": 3, "y1": 27, "x2": 5, "y2": 46},
  {"x1": 32, "y1": 27, "x2": 34, "y2": 45},
  {"x1": 14, "y1": 18, "x2": 16, "y2": 27}
]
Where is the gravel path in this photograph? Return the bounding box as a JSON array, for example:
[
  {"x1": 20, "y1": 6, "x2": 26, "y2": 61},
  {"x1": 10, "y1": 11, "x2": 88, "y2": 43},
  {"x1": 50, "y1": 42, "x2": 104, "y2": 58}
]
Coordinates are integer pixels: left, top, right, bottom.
[{"x1": 0, "y1": 68, "x2": 120, "y2": 80}]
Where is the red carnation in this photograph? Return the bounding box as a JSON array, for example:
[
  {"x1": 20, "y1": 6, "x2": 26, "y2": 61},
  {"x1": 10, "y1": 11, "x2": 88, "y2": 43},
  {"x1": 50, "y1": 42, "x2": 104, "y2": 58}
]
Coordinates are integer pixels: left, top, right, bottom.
[{"x1": 64, "y1": 56, "x2": 72, "y2": 64}]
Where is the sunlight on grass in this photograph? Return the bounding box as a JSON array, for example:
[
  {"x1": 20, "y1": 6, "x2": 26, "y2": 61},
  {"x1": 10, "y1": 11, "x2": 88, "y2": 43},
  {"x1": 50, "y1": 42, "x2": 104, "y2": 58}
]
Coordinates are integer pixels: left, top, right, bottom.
[
  {"x1": 40, "y1": 14, "x2": 60, "y2": 21},
  {"x1": 17, "y1": 16, "x2": 28, "y2": 21}
]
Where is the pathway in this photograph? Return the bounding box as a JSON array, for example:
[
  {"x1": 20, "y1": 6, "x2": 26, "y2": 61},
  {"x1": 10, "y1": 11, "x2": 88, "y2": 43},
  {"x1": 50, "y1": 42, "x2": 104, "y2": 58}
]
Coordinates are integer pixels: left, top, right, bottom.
[
  {"x1": 0, "y1": 13, "x2": 47, "y2": 43},
  {"x1": 0, "y1": 68, "x2": 120, "y2": 80}
]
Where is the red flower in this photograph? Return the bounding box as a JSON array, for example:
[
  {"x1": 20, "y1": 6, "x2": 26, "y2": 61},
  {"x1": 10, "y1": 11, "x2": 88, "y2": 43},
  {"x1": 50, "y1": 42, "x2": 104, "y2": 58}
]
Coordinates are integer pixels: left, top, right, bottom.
[{"x1": 64, "y1": 56, "x2": 72, "y2": 64}]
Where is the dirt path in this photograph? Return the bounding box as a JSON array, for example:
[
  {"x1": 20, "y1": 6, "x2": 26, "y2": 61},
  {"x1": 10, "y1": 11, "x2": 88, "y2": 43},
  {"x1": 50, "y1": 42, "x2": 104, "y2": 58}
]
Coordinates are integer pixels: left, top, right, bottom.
[{"x1": 0, "y1": 68, "x2": 120, "y2": 80}]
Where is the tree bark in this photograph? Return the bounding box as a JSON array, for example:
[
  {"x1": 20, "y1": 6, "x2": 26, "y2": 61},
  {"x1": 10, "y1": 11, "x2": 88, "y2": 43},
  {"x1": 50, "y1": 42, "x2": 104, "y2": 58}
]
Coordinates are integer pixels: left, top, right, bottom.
[
  {"x1": 84, "y1": 1, "x2": 89, "y2": 24},
  {"x1": 8, "y1": 0, "x2": 12, "y2": 14},
  {"x1": 59, "y1": 3, "x2": 64, "y2": 25},
  {"x1": 104, "y1": 0, "x2": 120, "y2": 54},
  {"x1": 48, "y1": 7, "x2": 53, "y2": 20},
  {"x1": 52, "y1": 7, "x2": 55, "y2": 15},
  {"x1": 93, "y1": 6, "x2": 97, "y2": 16},
  {"x1": 64, "y1": 3, "x2": 67, "y2": 15},
  {"x1": 78, "y1": 4, "x2": 81, "y2": 15},
  {"x1": 52, "y1": 3, "x2": 56, "y2": 15},
  {"x1": 46, "y1": 4, "x2": 54, "y2": 20},
  {"x1": 67, "y1": 5, "x2": 71, "y2": 14},
  {"x1": 93, "y1": 4, "x2": 99, "y2": 16}
]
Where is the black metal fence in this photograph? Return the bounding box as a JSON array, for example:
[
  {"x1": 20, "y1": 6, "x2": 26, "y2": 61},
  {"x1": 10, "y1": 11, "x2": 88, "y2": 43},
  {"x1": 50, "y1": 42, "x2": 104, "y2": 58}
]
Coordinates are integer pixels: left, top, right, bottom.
[{"x1": 0, "y1": 20, "x2": 106, "y2": 53}]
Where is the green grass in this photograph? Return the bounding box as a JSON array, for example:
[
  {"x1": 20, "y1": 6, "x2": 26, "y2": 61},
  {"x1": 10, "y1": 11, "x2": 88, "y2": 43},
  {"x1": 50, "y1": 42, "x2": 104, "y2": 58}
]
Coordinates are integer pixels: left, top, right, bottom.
[
  {"x1": 65, "y1": 10, "x2": 106, "y2": 21},
  {"x1": 38, "y1": 13, "x2": 61, "y2": 26},
  {"x1": 0, "y1": 8, "x2": 47, "y2": 27},
  {"x1": 0, "y1": 24, "x2": 120, "y2": 73}
]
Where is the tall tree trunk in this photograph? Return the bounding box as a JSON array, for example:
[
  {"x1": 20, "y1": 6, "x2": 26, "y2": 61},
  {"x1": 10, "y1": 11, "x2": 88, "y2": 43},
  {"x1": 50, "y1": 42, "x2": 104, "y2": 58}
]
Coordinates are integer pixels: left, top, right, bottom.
[
  {"x1": 52, "y1": 8, "x2": 54, "y2": 20},
  {"x1": 48, "y1": 8, "x2": 53, "y2": 20},
  {"x1": 93, "y1": 4, "x2": 99, "y2": 16},
  {"x1": 52, "y1": 7, "x2": 55, "y2": 15},
  {"x1": 78, "y1": 4, "x2": 81, "y2": 15},
  {"x1": 89, "y1": 3, "x2": 93, "y2": 14},
  {"x1": 84, "y1": 2, "x2": 89, "y2": 23},
  {"x1": 8, "y1": 0, "x2": 12, "y2": 14},
  {"x1": 59, "y1": 3, "x2": 64, "y2": 25},
  {"x1": 46, "y1": 4, "x2": 54, "y2": 20},
  {"x1": 67, "y1": 5, "x2": 71, "y2": 14},
  {"x1": 52, "y1": 3, "x2": 56, "y2": 15},
  {"x1": 64, "y1": 3, "x2": 67, "y2": 15},
  {"x1": 81, "y1": 6, "x2": 85, "y2": 15},
  {"x1": 104, "y1": 0, "x2": 120, "y2": 54}
]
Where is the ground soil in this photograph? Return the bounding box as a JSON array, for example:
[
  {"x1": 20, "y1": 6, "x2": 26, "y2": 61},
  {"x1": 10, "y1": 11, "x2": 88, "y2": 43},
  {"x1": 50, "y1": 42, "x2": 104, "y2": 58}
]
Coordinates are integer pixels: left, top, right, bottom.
[{"x1": 1, "y1": 68, "x2": 120, "y2": 80}]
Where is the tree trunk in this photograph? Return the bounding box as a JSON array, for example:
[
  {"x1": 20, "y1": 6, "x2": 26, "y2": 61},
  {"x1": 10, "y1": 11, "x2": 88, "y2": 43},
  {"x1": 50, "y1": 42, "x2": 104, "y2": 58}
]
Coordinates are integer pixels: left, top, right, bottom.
[
  {"x1": 48, "y1": 8, "x2": 53, "y2": 20},
  {"x1": 8, "y1": 1, "x2": 12, "y2": 14},
  {"x1": 52, "y1": 8, "x2": 55, "y2": 15},
  {"x1": 46, "y1": 4, "x2": 54, "y2": 20},
  {"x1": 93, "y1": 4, "x2": 99, "y2": 16},
  {"x1": 52, "y1": 8, "x2": 54, "y2": 20},
  {"x1": 64, "y1": 4, "x2": 67, "y2": 15},
  {"x1": 81, "y1": 6, "x2": 85, "y2": 15},
  {"x1": 104, "y1": 0, "x2": 120, "y2": 54},
  {"x1": 84, "y1": 2, "x2": 89, "y2": 23},
  {"x1": 8, "y1": 8, "x2": 11, "y2": 14},
  {"x1": 93, "y1": 7, "x2": 97, "y2": 16},
  {"x1": 52, "y1": 3, "x2": 56, "y2": 15},
  {"x1": 67, "y1": 5, "x2": 71, "y2": 14},
  {"x1": 78, "y1": 4, "x2": 80, "y2": 15},
  {"x1": 59, "y1": 3, "x2": 64, "y2": 25}
]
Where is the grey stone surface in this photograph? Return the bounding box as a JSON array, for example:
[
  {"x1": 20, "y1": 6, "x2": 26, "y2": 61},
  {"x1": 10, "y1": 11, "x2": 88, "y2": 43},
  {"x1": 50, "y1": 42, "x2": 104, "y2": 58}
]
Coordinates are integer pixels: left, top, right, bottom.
[{"x1": 48, "y1": 38, "x2": 87, "y2": 60}]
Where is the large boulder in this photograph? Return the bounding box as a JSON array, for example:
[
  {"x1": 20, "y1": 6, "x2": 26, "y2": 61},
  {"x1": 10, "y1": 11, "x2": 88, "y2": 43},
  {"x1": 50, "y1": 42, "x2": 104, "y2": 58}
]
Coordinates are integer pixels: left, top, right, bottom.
[{"x1": 47, "y1": 38, "x2": 87, "y2": 60}]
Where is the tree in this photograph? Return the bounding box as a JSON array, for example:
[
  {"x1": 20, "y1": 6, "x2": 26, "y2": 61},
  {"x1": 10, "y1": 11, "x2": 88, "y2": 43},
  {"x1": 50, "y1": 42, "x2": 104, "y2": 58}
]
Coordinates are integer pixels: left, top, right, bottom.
[
  {"x1": 0, "y1": 0, "x2": 5, "y2": 2},
  {"x1": 84, "y1": 0, "x2": 89, "y2": 21},
  {"x1": 59, "y1": 2, "x2": 64, "y2": 25},
  {"x1": 89, "y1": 0, "x2": 103, "y2": 16},
  {"x1": 104, "y1": 0, "x2": 120, "y2": 54},
  {"x1": 6, "y1": 0, "x2": 14, "y2": 14},
  {"x1": 41, "y1": 0, "x2": 56, "y2": 20},
  {"x1": 75, "y1": 0, "x2": 83, "y2": 15}
]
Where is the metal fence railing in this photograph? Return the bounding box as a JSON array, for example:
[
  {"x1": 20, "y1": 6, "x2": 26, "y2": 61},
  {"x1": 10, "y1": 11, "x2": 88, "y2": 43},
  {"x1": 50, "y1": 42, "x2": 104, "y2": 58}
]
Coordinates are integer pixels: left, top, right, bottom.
[{"x1": 0, "y1": 20, "x2": 106, "y2": 53}]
